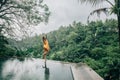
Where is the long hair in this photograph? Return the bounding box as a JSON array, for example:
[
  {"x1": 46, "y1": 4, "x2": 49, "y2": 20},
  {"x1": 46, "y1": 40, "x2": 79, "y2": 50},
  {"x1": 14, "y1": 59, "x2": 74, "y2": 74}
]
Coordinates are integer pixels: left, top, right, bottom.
[
  {"x1": 42, "y1": 35, "x2": 47, "y2": 40},
  {"x1": 42, "y1": 36, "x2": 45, "y2": 41}
]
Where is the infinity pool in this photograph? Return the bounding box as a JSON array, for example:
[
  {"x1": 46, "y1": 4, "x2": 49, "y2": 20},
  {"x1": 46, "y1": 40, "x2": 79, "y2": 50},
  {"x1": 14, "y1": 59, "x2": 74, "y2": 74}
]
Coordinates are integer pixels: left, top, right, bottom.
[{"x1": 0, "y1": 58, "x2": 73, "y2": 80}]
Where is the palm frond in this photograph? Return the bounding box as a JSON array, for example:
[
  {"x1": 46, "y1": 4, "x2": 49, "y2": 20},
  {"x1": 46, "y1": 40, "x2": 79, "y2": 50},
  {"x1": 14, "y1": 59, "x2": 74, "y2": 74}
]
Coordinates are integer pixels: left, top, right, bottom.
[
  {"x1": 106, "y1": 0, "x2": 114, "y2": 6},
  {"x1": 79, "y1": 0, "x2": 105, "y2": 6},
  {"x1": 79, "y1": 0, "x2": 114, "y2": 6},
  {"x1": 87, "y1": 7, "x2": 111, "y2": 23}
]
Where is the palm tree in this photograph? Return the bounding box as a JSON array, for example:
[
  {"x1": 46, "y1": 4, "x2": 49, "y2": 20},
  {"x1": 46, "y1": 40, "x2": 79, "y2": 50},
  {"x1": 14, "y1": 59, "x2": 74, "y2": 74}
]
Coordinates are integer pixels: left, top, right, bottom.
[{"x1": 79, "y1": 0, "x2": 120, "y2": 46}]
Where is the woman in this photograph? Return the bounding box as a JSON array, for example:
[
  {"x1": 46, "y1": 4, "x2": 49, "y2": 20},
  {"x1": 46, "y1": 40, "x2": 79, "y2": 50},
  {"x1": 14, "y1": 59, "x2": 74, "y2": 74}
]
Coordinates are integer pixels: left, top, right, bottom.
[{"x1": 42, "y1": 36, "x2": 50, "y2": 63}]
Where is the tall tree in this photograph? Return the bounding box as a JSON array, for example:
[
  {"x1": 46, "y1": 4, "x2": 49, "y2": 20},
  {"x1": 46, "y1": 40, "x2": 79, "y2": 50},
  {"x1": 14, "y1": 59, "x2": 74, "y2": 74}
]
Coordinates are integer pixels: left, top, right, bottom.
[
  {"x1": 79, "y1": 0, "x2": 120, "y2": 45},
  {"x1": 117, "y1": 0, "x2": 120, "y2": 46},
  {"x1": 0, "y1": 0, "x2": 50, "y2": 39}
]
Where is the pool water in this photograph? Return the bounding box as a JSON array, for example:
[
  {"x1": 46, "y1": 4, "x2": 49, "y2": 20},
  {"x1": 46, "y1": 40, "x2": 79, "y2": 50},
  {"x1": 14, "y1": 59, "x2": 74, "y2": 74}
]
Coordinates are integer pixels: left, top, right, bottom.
[{"x1": 0, "y1": 58, "x2": 73, "y2": 80}]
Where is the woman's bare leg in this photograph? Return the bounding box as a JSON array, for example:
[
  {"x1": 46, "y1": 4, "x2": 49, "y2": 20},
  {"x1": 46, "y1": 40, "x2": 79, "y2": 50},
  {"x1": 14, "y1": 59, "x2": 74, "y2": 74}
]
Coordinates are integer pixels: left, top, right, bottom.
[{"x1": 43, "y1": 51, "x2": 47, "y2": 63}]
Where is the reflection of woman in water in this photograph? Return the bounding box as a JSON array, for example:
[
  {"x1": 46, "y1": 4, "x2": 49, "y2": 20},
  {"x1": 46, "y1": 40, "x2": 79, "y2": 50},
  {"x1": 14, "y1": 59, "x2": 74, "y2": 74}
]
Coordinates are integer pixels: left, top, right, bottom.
[
  {"x1": 42, "y1": 36, "x2": 50, "y2": 63},
  {"x1": 44, "y1": 62, "x2": 50, "y2": 80},
  {"x1": 45, "y1": 63, "x2": 50, "y2": 80}
]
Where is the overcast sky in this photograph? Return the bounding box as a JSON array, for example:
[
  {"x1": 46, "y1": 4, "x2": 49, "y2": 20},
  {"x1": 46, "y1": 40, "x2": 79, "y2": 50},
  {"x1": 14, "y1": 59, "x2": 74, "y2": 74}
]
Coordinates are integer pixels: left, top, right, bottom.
[{"x1": 32, "y1": 0, "x2": 116, "y2": 35}]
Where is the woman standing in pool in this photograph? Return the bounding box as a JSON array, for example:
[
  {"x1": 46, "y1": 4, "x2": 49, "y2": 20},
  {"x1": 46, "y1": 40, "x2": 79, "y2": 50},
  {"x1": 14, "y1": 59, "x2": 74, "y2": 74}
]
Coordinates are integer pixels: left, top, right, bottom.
[{"x1": 42, "y1": 36, "x2": 50, "y2": 63}]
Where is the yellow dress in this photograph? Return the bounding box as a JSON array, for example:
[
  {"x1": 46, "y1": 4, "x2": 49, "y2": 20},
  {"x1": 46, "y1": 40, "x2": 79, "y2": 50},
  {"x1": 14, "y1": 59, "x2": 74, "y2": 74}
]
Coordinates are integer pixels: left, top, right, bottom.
[{"x1": 43, "y1": 39, "x2": 50, "y2": 51}]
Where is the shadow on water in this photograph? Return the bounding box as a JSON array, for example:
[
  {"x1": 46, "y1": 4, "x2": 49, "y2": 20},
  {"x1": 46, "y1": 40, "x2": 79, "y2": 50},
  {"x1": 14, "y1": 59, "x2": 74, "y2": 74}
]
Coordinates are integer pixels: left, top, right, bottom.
[{"x1": 0, "y1": 58, "x2": 73, "y2": 80}]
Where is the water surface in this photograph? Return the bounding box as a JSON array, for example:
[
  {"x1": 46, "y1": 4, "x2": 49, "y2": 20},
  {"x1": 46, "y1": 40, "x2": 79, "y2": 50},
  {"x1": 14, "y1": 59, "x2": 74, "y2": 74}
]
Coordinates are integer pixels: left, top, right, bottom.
[{"x1": 0, "y1": 58, "x2": 73, "y2": 80}]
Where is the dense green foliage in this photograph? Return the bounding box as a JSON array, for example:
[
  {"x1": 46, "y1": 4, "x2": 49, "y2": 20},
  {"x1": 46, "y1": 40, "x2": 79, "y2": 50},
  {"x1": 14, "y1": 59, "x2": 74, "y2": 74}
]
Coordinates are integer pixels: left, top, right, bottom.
[
  {"x1": 0, "y1": 19, "x2": 119, "y2": 80},
  {"x1": 79, "y1": 0, "x2": 120, "y2": 45},
  {"x1": 46, "y1": 20, "x2": 119, "y2": 80},
  {"x1": 0, "y1": 27, "x2": 16, "y2": 59}
]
